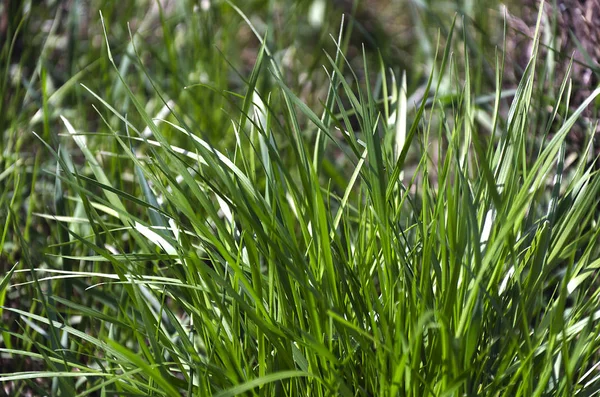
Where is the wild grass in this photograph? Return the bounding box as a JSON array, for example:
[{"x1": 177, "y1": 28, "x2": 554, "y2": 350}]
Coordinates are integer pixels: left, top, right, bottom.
[{"x1": 2, "y1": 1, "x2": 600, "y2": 396}]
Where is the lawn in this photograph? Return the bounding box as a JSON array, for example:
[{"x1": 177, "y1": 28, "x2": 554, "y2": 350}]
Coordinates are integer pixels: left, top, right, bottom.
[{"x1": 1, "y1": 0, "x2": 600, "y2": 396}]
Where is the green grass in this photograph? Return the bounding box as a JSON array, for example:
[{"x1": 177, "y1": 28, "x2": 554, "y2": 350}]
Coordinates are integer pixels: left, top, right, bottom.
[{"x1": 2, "y1": 1, "x2": 600, "y2": 396}]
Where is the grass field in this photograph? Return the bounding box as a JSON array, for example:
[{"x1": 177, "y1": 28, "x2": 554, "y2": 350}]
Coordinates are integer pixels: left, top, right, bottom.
[{"x1": 2, "y1": 0, "x2": 600, "y2": 396}]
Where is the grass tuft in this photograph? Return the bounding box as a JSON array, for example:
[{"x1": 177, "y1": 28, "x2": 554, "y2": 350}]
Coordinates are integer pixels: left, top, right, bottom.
[{"x1": 2, "y1": 1, "x2": 600, "y2": 396}]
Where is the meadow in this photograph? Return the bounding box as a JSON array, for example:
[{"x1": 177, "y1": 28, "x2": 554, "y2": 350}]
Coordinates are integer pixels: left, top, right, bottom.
[{"x1": 1, "y1": 0, "x2": 600, "y2": 396}]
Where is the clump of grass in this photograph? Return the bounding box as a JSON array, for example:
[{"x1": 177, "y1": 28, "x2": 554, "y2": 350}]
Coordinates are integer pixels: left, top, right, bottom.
[{"x1": 2, "y1": 2, "x2": 600, "y2": 396}]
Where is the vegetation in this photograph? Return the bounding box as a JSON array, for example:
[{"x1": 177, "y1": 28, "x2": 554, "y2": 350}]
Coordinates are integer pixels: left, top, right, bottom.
[{"x1": 1, "y1": 0, "x2": 600, "y2": 396}]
